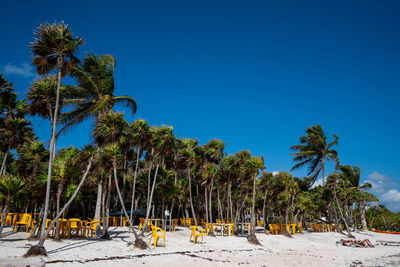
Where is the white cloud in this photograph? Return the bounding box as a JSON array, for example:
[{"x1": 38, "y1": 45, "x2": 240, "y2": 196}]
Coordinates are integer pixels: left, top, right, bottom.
[
  {"x1": 310, "y1": 177, "x2": 324, "y2": 189},
  {"x1": 272, "y1": 171, "x2": 279, "y2": 176},
  {"x1": 365, "y1": 171, "x2": 398, "y2": 194},
  {"x1": 380, "y1": 189, "x2": 400, "y2": 212},
  {"x1": 3, "y1": 62, "x2": 35, "y2": 78},
  {"x1": 364, "y1": 171, "x2": 400, "y2": 212}
]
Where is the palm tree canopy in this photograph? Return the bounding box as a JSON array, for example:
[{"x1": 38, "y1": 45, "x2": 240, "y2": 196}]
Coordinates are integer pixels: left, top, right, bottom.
[
  {"x1": 58, "y1": 54, "x2": 137, "y2": 136},
  {"x1": 93, "y1": 111, "x2": 128, "y2": 147},
  {"x1": 30, "y1": 22, "x2": 84, "y2": 76},
  {"x1": 290, "y1": 124, "x2": 339, "y2": 185}
]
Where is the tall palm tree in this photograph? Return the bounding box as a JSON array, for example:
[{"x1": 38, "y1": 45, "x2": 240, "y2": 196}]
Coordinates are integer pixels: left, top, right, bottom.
[
  {"x1": 336, "y1": 165, "x2": 373, "y2": 230},
  {"x1": 57, "y1": 54, "x2": 137, "y2": 223},
  {"x1": 290, "y1": 124, "x2": 339, "y2": 186},
  {"x1": 141, "y1": 126, "x2": 175, "y2": 233},
  {"x1": 92, "y1": 111, "x2": 146, "y2": 247},
  {"x1": 127, "y1": 119, "x2": 151, "y2": 221},
  {"x1": 178, "y1": 138, "x2": 199, "y2": 225},
  {"x1": 30, "y1": 22, "x2": 84, "y2": 242}
]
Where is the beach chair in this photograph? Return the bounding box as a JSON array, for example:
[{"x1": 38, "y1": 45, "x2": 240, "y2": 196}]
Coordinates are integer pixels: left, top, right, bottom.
[
  {"x1": 5, "y1": 213, "x2": 13, "y2": 225},
  {"x1": 223, "y1": 224, "x2": 234, "y2": 236},
  {"x1": 122, "y1": 217, "x2": 128, "y2": 226},
  {"x1": 13, "y1": 214, "x2": 31, "y2": 232},
  {"x1": 173, "y1": 219, "x2": 178, "y2": 231},
  {"x1": 297, "y1": 222, "x2": 303, "y2": 233},
  {"x1": 216, "y1": 219, "x2": 222, "y2": 224},
  {"x1": 190, "y1": 226, "x2": 204, "y2": 244},
  {"x1": 179, "y1": 218, "x2": 185, "y2": 226},
  {"x1": 148, "y1": 226, "x2": 165, "y2": 247},
  {"x1": 185, "y1": 218, "x2": 192, "y2": 226},
  {"x1": 67, "y1": 218, "x2": 83, "y2": 238},
  {"x1": 84, "y1": 220, "x2": 99, "y2": 238}
]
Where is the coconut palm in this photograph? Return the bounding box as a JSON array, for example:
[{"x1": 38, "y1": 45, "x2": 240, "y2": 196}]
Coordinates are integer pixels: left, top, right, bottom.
[
  {"x1": 141, "y1": 126, "x2": 175, "y2": 233},
  {"x1": 0, "y1": 174, "x2": 25, "y2": 234},
  {"x1": 29, "y1": 21, "x2": 84, "y2": 243},
  {"x1": 178, "y1": 138, "x2": 199, "y2": 225},
  {"x1": 92, "y1": 111, "x2": 146, "y2": 247},
  {"x1": 57, "y1": 53, "x2": 137, "y2": 223},
  {"x1": 290, "y1": 124, "x2": 339, "y2": 186},
  {"x1": 126, "y1": 119, "x2": 151, "y2": 221}
]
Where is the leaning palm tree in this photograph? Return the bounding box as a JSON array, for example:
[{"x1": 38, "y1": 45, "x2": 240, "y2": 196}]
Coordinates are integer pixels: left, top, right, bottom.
[
  {"x1": 57, "y1": 54, "x2": 137, "y2": 223},
  {"x1": 29, "y1": 21, "x2": 84, "y2": 242},
  {"x1": 290, "y1": 124, "x2": 339, "y2": 186}
]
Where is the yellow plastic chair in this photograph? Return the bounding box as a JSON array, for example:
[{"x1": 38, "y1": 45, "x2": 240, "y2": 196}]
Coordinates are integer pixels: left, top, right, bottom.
[
  {"x1": 84, "y1": 220, "x2": 99, "y2": 238},
  {"x1": 297, "y1": 222, "x2": 303, "y2": 233},
  {"x1": 223, "y1": 224, "x2": 234, "y2": 236},
  {"x1": 148, "y1": 226, "x2": 165, "y2": 247},
  {"x1": 5, "y1": 213, "x2": 14, "y2": 226},
  {"x1": 173, "y1": 219, "x2": 178, "y2": 231},
  {"x1": 138, "y1": 218, "x2": 146, "y2": 230},
  {"x1": 122, "y1": 217, "x2": 128, "y2": 226},
  {"x1": 216, "y1": 219, "x2": 222, "y2": 224},
  {"x1": 67, "y1": 218, "x2": 83, "y2": 238},
  {"x1": 185, "y1": 218, "x2": 192, "y2": 226},
  {"x1": 190, "y1": 226, "x2": 204, "y2": 244},
  {"x1": 13, "y1": 214, "x2": 31, "y2": 232},
  {"x1": 287, "y1": 224, "x2": 296, "y2": 235}
]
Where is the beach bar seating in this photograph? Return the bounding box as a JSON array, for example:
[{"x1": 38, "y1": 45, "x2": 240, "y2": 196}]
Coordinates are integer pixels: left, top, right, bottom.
[
  {"x1": 190, "y1": 226, "x2": 204, "y2": 244},
  {"x1": 84, "y1": 220, "x2": 99, "y2": 238},
  {"x1": 67, "y1": 218, "x2": 83, "y2": 238},
  {"x1": 148, "y1": 225, "x2": 165, "y2": 247},
  {"x1": 13, "y1": 213, "x2": 31, "y2": 232}
]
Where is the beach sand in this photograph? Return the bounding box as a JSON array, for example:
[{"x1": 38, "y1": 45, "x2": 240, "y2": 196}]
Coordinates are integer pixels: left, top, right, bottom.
[{"x1": 1, "y1": 226, "x2": 399, "y2": 266}]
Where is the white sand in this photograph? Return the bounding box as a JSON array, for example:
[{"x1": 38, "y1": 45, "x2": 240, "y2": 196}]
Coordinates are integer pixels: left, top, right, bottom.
[{"x1": 1, "y1": 226, "x2": 399, "y2": 266}]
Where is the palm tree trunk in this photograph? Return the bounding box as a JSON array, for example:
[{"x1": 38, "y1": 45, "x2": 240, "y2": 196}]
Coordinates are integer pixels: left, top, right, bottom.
[
  {"x1": 141, "y1": 164, "x2": 160, "y2": 235},
  {"x1": 0, "y1": 202, "x2": 9, "y2": 234},
  {"x1": 188, "y1": 164, "x2": 197, "y2": 225},
  {"x1": 94, "y1": 181, "x2": 102, "y2": 230},
  {"x1": 321, "y1": 159, "x2": 325, "y2": 186},
  {"x1": 0, "y1": 145, "x2": 11, "y2": 177},
  {"x1": 251, "y1": 175, "x2": 256, "y2": 235},
  {"x1": 130, "y1": 147, "x2": 140, "y2": 222},
  {"x1": 102, "y1": 173, "x2": 112, "y2": 239},
  {"x1": 262, "y1": 191, "x2": 267, "y2": 233},
  {"x1": 360, "y1": 201, "x2": 367, "y2": 230},
  {"x1": 112, "y1": 160, "x2": 142, "y2": 242},
  {"x1": 39, "y1": 58, "x2": 63, "y2": 242},
  {"x1": 54, "y1": 183, "x2": 63, "y2": 240},
  {"x1": 209, "y1": 179, "x2": 213, "y2": 223},
  {"x1": 204, "y1": 186, "x2": 208, "y2": 222}
]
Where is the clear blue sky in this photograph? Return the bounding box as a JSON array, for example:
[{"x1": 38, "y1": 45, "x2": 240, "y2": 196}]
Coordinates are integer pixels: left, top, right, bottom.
[{"x1": 1, "y1": 0, "x2": 399, "y2": 211}]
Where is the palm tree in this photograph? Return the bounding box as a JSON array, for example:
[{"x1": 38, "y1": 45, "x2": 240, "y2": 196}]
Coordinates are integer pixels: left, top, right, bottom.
[
  {"x1": 245, "y1": 156, "x2": 263, "y2": 244},
  {"x1": 92, "y1": 111, "x2": 146, "y2": 248},
  {"x1": 29, "y1": 21, "x2": 84, "y2": 242},
  {"x1": 57, "y1": 54, "x2": 137, "y2": 223},
  {"x1": 0, "y1": 174, "x2": 25, "y2": 234},
  {"x1": 290, "y1": 124, "x2": 339, "y2": 186},
  {"x1": 141, "y1": 126, "x2": 175, "y2": 233},
  {"x1": 336, "y1": 165, "x2": 374, "y2": 230},
  {"x1": 178, "y1": 138, "x2": 199, "y2": 225},
  {"x1": 126, "y1": 119, "x2": 151, "y2": 222}
]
